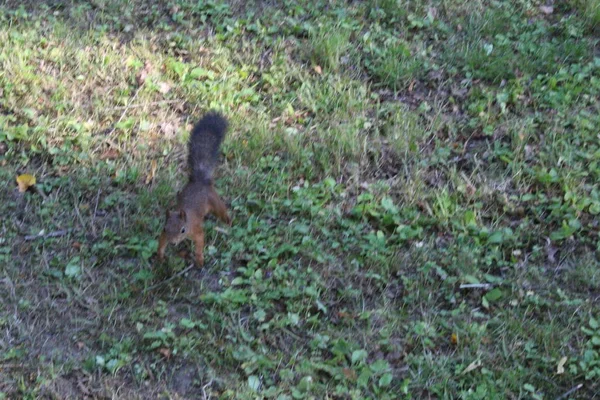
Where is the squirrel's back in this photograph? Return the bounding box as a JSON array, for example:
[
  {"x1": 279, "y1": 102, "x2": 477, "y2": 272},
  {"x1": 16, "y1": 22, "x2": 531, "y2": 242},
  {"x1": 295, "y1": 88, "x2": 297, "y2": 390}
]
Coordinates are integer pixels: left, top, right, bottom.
[{"x1": 188, "y1": 112, "x2": 228, "y2": 183}]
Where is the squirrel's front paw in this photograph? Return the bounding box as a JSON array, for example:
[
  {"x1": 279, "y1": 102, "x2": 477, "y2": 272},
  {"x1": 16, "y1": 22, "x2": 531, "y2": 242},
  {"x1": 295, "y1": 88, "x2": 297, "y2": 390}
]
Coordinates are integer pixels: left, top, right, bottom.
[{"x1": 195, "y1": 253, "x2": 204, "y2": 266}]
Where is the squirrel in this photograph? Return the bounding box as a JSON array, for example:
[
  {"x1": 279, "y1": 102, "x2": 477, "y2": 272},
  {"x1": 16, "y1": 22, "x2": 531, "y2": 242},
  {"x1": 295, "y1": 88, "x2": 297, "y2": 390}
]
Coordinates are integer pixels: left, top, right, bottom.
[{"x1": 157, "y1": 112, "x2": 231, "y2": 266}]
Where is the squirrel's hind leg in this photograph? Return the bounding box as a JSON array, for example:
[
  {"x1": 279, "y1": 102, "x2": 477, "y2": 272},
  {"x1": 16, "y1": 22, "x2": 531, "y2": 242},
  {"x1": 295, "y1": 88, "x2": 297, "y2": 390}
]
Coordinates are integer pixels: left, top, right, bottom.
[
  {"x1": 208, "y1": 186, "x2": 232, "y2": 225},
  {"x1": 191, "y1": 225, "x2": 205, "y2": 266}
]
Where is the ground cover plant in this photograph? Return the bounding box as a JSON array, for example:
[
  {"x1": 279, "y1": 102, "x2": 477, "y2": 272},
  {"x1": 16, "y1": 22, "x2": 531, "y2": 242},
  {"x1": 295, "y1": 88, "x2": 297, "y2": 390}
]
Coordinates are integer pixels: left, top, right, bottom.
[{"x1": 1, "y1": 0, "x2": 600, "y2": 398}]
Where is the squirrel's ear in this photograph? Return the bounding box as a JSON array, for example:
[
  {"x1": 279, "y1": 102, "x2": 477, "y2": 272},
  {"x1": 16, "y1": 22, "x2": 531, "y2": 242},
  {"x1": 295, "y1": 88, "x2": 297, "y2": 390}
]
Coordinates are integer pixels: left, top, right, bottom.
[{"x1": 179, "y1": 209, "x2": 186, "y2": 221}]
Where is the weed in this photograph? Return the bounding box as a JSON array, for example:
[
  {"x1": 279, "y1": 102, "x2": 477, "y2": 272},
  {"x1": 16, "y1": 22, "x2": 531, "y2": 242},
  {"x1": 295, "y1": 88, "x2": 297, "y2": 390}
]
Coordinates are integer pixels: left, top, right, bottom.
[{"x1": 0, "y1": 0, "x2": 599, "y2": 398}]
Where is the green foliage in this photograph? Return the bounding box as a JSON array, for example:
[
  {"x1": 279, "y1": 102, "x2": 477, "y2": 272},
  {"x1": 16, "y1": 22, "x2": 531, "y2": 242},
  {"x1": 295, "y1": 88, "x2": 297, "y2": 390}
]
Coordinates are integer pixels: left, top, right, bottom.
[
  {"x1": 309, "y1": 23, "x2": 353, "y2": 71},
  {"x1": 364, "y1": 36, "x2": 422, "y2": 90},
  {"x1": 569, "y1": 317, "x2": 600, "y2": 380},
  {"x1": 1, "y1": 0, "x2": 600, "y2": 398}
]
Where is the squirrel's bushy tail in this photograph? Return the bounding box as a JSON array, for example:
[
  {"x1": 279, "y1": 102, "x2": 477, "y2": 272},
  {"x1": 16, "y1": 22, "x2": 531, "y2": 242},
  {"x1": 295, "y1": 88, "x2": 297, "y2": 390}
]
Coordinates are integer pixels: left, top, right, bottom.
[{"x1": 188, "y1": 112, "x2": 228, "y2": 183}]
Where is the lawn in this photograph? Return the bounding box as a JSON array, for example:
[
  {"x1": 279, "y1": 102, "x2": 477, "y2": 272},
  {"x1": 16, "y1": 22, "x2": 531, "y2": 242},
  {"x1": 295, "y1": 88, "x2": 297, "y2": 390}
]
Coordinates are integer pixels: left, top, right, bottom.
[{"x1": 1, "y1": 1, "x2": 600, "y2": 399}]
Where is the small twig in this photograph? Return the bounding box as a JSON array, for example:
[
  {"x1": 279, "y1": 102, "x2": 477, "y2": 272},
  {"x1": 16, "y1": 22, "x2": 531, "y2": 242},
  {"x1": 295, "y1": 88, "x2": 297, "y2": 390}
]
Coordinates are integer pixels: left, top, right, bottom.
[
  {"x1": 282, "y1": 328, "x2": 304, "y2": 342},
  {"x1": 111, "y1": 87, "x2": 140, "y2": 131},
  {"x1": 24, "y1": 229, "x2": 69, "y2": 241},
  {"x1": 142, "y1": 263, "x2": 197, "y2": 293},
  {"x1": 33, "y1": 185, "x2": 48, "y2": 201},
  {"x1": 103, "y1": 87, "x2": 141, "y2": 149},
  {"x1": 201, "y1": 378, "x2": 214, "y2": 400},
  {"x1": 73, "y1": 200, "x2": 86, "y2": 231},
  {"x1": 555, "y1": 384, "x2": 583, "y2": 400},
  {"x1": 107, "y1": 99, "x2": 183, "y2": 111},
  {"x1": 214, "y1": 226, "x2": 230, "y2": 235},
  {"x1": 459, "y1": 283, "x2": 493, "y2": 290},
  {"x1": 0, "y1": 364, "x2": 21, "y2": 369},
  {"x1": 91, "y1": 188, "x2": 102, "y2": 237}
]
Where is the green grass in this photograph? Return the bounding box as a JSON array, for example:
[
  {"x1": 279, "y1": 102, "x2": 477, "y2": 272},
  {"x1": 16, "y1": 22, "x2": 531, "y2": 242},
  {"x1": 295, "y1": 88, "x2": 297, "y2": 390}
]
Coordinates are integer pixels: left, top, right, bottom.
[{"x1": 1, "y1": 0, "x2": 600, "y2": 398}]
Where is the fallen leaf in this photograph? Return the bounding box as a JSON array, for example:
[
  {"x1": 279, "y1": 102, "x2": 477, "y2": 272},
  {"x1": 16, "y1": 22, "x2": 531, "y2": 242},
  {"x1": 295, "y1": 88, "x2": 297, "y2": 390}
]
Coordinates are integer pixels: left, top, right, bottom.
[
  {"x1": 16, "y1": 174, "x2": 36, "y2": 192},
  {"x1": 557, "y1": 356, "x2": 567, "y2": 374},
  {"x1": 99, "y1": 148, "x2": 120, "y2": 160},
  {"x1": 338, "y1": 311, "x2": 354, "y2": 319},
  {"x1": 72, "y1": 241, "x2": 82, "y2": 250},
  {"x1": 157, "y1": 81, "x2": 171, "y2": 94},
  {"x1": 465, "y1": 184, "x2": 476, "y2": 197},
  {"x1": 461, "y1": 360, "x2": 481, "y2": 375},
  {"x1": 158, "y1": 348, "x2": 171, "y2": 359},
  {"x1": 342, "y1": 368, "x2": 357, "y2": 381},
  {"x1": 451, "y1": 333, "x2": 458, "y2": 345},
  {"x1": 545, "y1": 237, "x2": 558, "y2": 264},
  {"x1": 160, "y1": 122, "x2": 176, "y2": 138},
  {"x1": 136, "y1": 61, "x2": 152, "y2": 86},
  {"x1": 539, "y1": 5, "x2": 553, "y2": 14},
  {"x1": 177, "y1": 250, "x2": 189, "y2": 258},
  {"x1": 145, "y1": 159, "x2": 158, "y2": 185},
  {"x1": 314, "y1": 65, "x2": 322, "y2": 75}
]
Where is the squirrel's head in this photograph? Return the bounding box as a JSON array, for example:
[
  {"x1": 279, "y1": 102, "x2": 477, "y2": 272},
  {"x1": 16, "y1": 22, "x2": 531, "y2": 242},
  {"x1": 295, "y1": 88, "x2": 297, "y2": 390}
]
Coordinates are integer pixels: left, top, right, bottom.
[{"x1": 162, "y1": 209, "x2": 188, "y2": 244}]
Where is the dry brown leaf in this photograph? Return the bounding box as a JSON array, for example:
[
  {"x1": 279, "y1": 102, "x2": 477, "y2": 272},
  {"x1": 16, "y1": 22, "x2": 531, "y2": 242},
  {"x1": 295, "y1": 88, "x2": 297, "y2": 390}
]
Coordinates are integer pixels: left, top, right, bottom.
[
  {"x1": 136, "y1": 61, "x2": 153, "y2": 86},
  {"x1": 177, "y1": 249, "x2": 189, "y2": 258},
  {"x1": 136, "y1": 72, "x2": 147, "y2": 86},
  {"x1": 145, "y1": 159, "x2": 158, "y2": 185},
  {"x1": 160, "y1": 122, "x2": 177, "y2": 138},
  {"x1": 314, "y1": 65, "x2": 322, "y2": 75},
  {"x1": 158, "y1": 348, "x2": 171, "y2": 359},
  {"x1": 342, "y1": 368, "x2": 357, "y2": 381},
  {"x1": 451, "y1": 333, "x2": 458, "y2": 345},
  {"x1": 465, "y1": 183, "x2": 476, "y2": 197},
  {"x1": 337, "y1": 311, "x2": 354, "y2": 319},
  {"x1": 557, "y1": 356, "x2": 567, "y2": 374},
  {"x1": 16, "y1": 174, "x2": 36, "y2": 192},
  {"x1": 99, "y1": 148, "x2": 120, "y2": 160}
]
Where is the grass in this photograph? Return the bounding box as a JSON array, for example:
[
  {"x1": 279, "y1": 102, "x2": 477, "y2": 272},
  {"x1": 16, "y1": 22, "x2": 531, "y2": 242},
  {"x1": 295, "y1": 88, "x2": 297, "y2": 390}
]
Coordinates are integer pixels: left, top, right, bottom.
[{"x1": 1, "y1": 0, "x2": 600, "y2": 398}]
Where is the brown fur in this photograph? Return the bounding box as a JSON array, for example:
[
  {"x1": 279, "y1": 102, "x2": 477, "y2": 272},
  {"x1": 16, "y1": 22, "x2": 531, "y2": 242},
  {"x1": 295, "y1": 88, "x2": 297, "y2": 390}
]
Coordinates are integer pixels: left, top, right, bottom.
[{"x1": 157, "y1": 113, "x2": 230, "y2": 266}]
